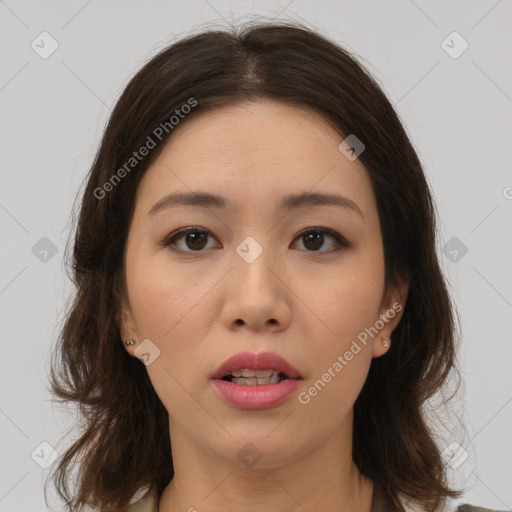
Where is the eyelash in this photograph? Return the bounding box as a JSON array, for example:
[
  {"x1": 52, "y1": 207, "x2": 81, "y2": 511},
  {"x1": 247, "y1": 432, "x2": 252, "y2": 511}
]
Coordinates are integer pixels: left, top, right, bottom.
[{"x1": 160, "y1": 226, "x2": 350, "y2": 255}]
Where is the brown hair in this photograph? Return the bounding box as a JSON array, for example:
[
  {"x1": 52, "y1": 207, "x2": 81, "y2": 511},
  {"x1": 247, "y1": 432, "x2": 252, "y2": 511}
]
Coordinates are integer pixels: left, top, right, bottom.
[{"x1": 46, "y1": 20, "x2": 463, "y2": 512}]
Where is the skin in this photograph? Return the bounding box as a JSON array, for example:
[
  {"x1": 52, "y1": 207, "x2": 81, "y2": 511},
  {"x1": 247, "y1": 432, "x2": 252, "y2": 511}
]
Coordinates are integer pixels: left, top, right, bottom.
[{"x1": 117, "y1": 99, "x2": 409, "y2": 512}]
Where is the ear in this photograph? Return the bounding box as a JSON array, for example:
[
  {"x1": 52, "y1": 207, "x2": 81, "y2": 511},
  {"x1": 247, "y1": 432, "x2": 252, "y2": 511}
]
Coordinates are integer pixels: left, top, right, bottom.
[
  {"x1": 116, "y1": 300, "x2": 140, "y2": 358},
  {"x1": 372, "y1": 272, "x2": 409, "y2": 358}
]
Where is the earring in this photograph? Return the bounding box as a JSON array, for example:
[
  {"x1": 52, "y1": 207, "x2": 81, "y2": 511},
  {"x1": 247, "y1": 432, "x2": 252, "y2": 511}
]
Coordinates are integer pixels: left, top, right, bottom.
[
  {"x1": 383, "y1": 339, "x2": 389, "y2": 348},
  {"x1": 125, "y1": 339, "x2": 135, "y2": 346}
]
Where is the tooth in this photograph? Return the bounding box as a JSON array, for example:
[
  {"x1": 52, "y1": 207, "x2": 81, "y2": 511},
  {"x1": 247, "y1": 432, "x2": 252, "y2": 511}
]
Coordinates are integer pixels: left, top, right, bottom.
[
  {"x1": 232, "y1": 369, "x2": 278, "y2": 378},
  {"x1": 232, "y1": 377, "x2": 258, "y2": 385},
  {"x1": 255, "y1": 369, "x2": 273, "y2": 378},
  {"x1": 230, "y1": 375, "x2": 282, "y2": 386}
]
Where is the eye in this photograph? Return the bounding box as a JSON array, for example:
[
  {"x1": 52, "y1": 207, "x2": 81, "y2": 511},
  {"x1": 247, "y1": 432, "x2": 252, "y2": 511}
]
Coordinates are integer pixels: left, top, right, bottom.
[
  {"x1": 291, "y1": 228, "x2": 350, "y2": 254},
  {"x1": 160, "y1": 226, "x2": 350, "y2": 254},
  {"x1": 161, "y1": 226, "x2": 219, "y2": 252}
]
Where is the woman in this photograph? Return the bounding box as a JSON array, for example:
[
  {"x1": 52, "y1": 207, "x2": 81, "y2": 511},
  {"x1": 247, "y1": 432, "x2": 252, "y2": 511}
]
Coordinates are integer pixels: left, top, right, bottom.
[{"x1": 46, "y1": 21, "x2": 502, "y2": 512}]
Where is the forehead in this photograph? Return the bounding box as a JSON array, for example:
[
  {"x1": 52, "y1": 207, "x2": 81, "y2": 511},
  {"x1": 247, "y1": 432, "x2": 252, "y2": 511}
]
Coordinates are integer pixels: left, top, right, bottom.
[
  {"x1": 162, "y1": 99, "x2": 344, "y2": 162},
  {"x1": 135, "y1": 99, "x2": 377, "y2": 222}
]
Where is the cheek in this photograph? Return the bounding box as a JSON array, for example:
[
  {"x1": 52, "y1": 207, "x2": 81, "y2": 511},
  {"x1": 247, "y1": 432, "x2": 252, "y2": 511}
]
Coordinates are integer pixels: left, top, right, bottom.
[
  {"x1": 127, "y1": 254, "x2": 216, "y2": 393},
  {"x1": 298, "y1": 257, "x2": 384, "y2": 344},
  {"x1": 128, "y1": 264, "x2": 208, "y2": 416},
  {"x1": 293, "y1": 251, "x2": 384, "y2": 400},
  {"x1": 297, "y1": 350, "x2": 371, "y2": 443},
  {"x1": 297, "y1": 277, "x2": 378, "y2": 421},
  {"x1": 127, "y1": 252, "x2": 204, "y2": 337}
]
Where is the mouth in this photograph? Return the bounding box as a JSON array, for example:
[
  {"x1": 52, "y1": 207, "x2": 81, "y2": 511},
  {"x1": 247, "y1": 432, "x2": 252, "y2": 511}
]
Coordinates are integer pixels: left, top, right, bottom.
[
  {"x1": 211, "y1": 350, "x2": 303, "y2": 382},
  {"x1": 220, "y1": 369, "x2": 292, "y2": 386},
  {"x1": 210, "y1": 351, "x2": 303, "y2": 410}
]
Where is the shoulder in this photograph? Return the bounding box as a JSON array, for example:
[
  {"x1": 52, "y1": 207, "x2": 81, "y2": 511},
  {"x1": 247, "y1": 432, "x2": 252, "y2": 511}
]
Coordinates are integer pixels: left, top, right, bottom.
[
  {"x1": 455, "y1": 505, "x2": 510, "y2": 512},
  {"x1": 122, "y1": 487, "x2": 159, "y2": 512},
  {"x1": 402, "y1": 496, "x2": 509, "y2": 512}
]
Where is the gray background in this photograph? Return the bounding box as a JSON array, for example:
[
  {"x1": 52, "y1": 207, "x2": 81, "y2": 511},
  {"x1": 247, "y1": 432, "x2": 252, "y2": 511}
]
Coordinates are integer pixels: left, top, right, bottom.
[{"x1": 1, "y1": 1, "x2": 511, "y2": 511}]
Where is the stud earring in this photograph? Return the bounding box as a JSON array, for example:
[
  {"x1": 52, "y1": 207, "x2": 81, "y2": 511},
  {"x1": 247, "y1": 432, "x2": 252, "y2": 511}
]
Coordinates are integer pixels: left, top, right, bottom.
[
  {"x1": 383, "y1": 339, "x2": 389, "y2": 348},
  {"x1": 125, "y1": 339, "x2": 135, "y2": 346}
]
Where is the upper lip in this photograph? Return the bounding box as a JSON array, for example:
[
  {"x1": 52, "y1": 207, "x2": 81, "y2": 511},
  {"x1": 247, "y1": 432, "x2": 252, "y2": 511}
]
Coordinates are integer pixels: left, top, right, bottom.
[{"x1": 211, "y1": 351, "x2": 303, "y2": 380}]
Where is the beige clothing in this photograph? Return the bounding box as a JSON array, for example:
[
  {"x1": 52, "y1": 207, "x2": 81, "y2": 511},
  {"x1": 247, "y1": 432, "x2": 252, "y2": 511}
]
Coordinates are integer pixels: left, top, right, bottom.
[{"x1": 123, "y1": 483, "x2": 507, "y2": 512}]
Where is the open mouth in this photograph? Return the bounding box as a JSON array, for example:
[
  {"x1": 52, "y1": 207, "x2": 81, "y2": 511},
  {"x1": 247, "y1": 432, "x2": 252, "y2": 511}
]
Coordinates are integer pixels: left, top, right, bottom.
[
  {"x1": 220, "y1": 369, "x2": 291, "y2": 386},
  {"x1": 211, "y1": 355, "x2": 302, "y2": 409}
]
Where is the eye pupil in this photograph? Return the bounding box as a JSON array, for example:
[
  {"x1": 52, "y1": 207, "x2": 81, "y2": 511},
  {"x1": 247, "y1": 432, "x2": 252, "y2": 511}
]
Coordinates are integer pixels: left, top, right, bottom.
[
  {"x1": 165, "y1": 227, "x2": 346, "y2": 254},
  {"x1": 186, "y1": 232, "x2": 207, "y2": 250},
  {"x1": 304, "y1": 232, "x2": 324, "y2": 251}
]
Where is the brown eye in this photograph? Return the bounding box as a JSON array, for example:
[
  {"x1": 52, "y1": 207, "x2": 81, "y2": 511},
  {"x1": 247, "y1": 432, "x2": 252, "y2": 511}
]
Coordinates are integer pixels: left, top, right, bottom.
[
  {"x1": 162, "y1": 227, "x2": 219, "y2": 252},
  {"x1": 182, "y1": 231, "x2": 208, "y2": 250},
  {"x1": 303, "y1": 231, "x2": 324, "y2": 251},
  {"x1": 292, "y1": 228, "x2": 349, "y2": 254},
  {"x1": 161, "y1": 226, "x2": 349, "y2": 255}
]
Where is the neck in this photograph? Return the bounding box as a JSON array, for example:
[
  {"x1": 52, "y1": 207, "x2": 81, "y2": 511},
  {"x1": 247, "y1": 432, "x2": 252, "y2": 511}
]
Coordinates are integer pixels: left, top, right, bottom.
[{"x1": 158, "y1": 415, "x2": 374, "y2": 512}]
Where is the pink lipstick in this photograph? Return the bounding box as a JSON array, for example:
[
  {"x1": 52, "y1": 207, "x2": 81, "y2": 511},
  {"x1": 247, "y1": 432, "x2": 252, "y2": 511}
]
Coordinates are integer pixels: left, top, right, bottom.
[{"x1": 210, "y1": 351, "x2": 303, "y2": 410}]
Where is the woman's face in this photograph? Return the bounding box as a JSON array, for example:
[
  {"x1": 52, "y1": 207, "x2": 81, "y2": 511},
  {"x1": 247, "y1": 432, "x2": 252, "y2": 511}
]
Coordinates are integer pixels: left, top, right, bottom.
[{"x1": 118, "y1": 99, "x2": 407, "y2": 468}]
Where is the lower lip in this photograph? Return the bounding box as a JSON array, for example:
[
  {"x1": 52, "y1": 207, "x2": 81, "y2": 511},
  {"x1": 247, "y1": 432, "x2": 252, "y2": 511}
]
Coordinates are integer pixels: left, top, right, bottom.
[{"x1": 211, "y1": 378, "x2": 301, "y2": 410}]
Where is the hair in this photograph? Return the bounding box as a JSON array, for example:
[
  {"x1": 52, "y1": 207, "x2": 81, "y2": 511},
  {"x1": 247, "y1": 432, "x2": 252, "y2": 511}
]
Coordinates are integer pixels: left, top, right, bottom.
[{"x1": 47, "y1": 20, "x2": 463, "y2": 512}]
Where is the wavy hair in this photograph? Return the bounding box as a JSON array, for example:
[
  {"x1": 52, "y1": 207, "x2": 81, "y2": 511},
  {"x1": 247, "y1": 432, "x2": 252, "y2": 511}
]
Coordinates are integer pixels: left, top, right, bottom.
[{"x1": 47, "y1": 20, "x2": 463, "y2": 512}]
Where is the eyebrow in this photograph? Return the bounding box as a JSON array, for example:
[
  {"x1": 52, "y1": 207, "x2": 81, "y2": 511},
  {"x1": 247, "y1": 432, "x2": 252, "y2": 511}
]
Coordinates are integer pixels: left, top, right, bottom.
[{"x1": 147, "y1": 191, "x2": 364, "y2": 219}]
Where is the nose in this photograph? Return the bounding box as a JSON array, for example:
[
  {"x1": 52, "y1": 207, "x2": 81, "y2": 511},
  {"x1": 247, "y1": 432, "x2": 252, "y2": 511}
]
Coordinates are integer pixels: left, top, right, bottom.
[{"x1": 220, "y1": 243, "x2": 291, "y2": 333}]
